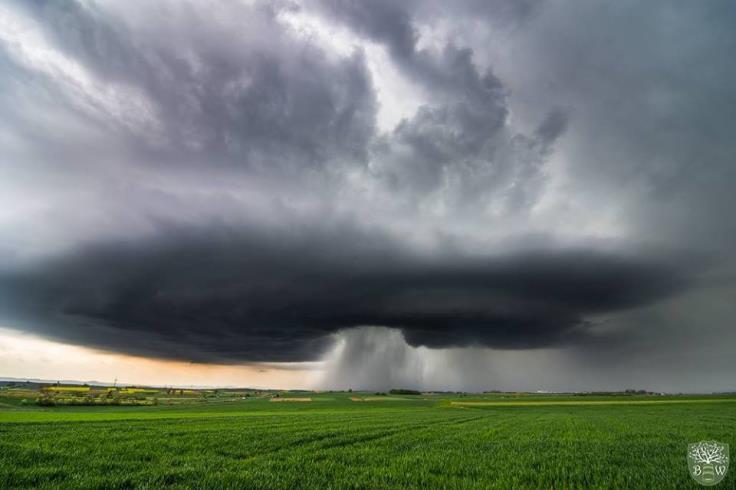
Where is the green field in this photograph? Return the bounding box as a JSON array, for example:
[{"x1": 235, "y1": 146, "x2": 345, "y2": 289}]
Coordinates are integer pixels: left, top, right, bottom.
[{"x1": 1, "y1": 392, "x2": 734, "y2": 489}]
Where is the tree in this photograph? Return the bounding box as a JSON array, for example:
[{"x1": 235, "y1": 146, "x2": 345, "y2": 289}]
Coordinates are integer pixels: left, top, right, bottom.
[
  {"x1": 389, "y1": 389, "x2": 421, "y2": 395},
  {"x1": 689, "y1": 442, "x2": 728, "y2": 464}
]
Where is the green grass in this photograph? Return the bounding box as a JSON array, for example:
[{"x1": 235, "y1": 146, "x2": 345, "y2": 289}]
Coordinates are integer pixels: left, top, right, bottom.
[
  {"x1": 450, "y1": 398, "x2": 736, "y2": 407},
  {"x1": 0, "y1": 393, "x2": 734, "y2": 489}
]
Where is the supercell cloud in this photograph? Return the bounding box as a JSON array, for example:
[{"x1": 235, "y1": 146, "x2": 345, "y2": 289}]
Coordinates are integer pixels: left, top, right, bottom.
[
  {"x1": 0, "y1": 1, "x2": 735, "y2": 387},
  {"x1": 0, "y1": 223, "x2": 692, "y2": 361}
]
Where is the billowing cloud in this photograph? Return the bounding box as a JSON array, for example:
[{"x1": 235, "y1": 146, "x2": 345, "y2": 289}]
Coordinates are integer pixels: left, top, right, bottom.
[
  {"x1": 2, "y1": 0, "x2": 377, "y2": 173},
  {"x1": 1, "y1": 0, "x2": 734, "y2": 389}
]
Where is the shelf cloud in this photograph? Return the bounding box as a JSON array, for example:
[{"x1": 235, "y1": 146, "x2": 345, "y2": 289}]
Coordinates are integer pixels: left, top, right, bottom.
[{"x1": 0, "y1": 221, "x2": 693, "y2": 362}]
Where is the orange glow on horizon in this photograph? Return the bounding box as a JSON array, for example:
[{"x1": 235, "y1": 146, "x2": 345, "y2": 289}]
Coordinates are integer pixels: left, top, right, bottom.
[{"x1": 0, "y1": 327, "x2": 320, "y2": 389}]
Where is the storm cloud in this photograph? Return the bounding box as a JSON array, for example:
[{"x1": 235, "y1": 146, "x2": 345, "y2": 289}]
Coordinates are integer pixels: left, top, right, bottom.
[
  {"x1": 1, "y1": 0, "x2": 735, "y2": 388},
  {"x1": 0, "y1": 220, "x2": 693, "y2": 362}
]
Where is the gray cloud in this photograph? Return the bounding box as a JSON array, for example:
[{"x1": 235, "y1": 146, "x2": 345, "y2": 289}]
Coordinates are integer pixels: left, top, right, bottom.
[
  {"x1": 0, "y1": 0, "x2": 734, "y2": 389},
  {"x1": 315, "y1": 0, "x2": 565, "y2": 212},
  {"x1": 0, "y1": 220, "x2": 693, "y2": 362},
  {"x1": 5, "y1": 1, "x2": 377, "y2": 175}
]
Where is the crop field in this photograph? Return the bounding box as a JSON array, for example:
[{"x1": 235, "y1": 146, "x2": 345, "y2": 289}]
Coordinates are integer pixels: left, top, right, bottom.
[{"x1": 1, "y1": 391, "x2": 735, "y2": 489}]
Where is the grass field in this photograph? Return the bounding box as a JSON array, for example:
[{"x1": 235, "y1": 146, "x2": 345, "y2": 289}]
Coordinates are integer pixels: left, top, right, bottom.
[{"x1": 1, "y1": 392, "x2": 734, "y2": 489}]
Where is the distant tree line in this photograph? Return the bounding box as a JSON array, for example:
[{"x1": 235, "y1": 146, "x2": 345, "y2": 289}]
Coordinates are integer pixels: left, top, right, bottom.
[{"x1": 389, "y1": 389, "x2": 421, "y2": 395}]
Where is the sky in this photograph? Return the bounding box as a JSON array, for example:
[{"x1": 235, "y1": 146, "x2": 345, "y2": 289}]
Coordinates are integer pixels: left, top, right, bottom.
[{"x1": 0, "y1": 0, "x2": 735, "y2": 392}]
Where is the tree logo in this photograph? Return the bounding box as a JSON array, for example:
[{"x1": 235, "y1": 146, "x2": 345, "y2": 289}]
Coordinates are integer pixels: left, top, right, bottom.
[{"x1": 688, "y1": 441, "x2": 729, "y2": 486}]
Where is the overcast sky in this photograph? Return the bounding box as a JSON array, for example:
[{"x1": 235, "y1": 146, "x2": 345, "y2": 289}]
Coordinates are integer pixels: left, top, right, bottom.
[{"x1": 1, "y1": 0, "x2": 734, "y2": 391}]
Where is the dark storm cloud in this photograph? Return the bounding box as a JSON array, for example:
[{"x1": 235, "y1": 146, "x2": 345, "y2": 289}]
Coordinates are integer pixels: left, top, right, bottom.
[
  {"x1": 1, "y1": 0, "x2": 734, "y2": 380},
  {"x1": 0, "y1": 222, "x2": 693, "y2": 362}
]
